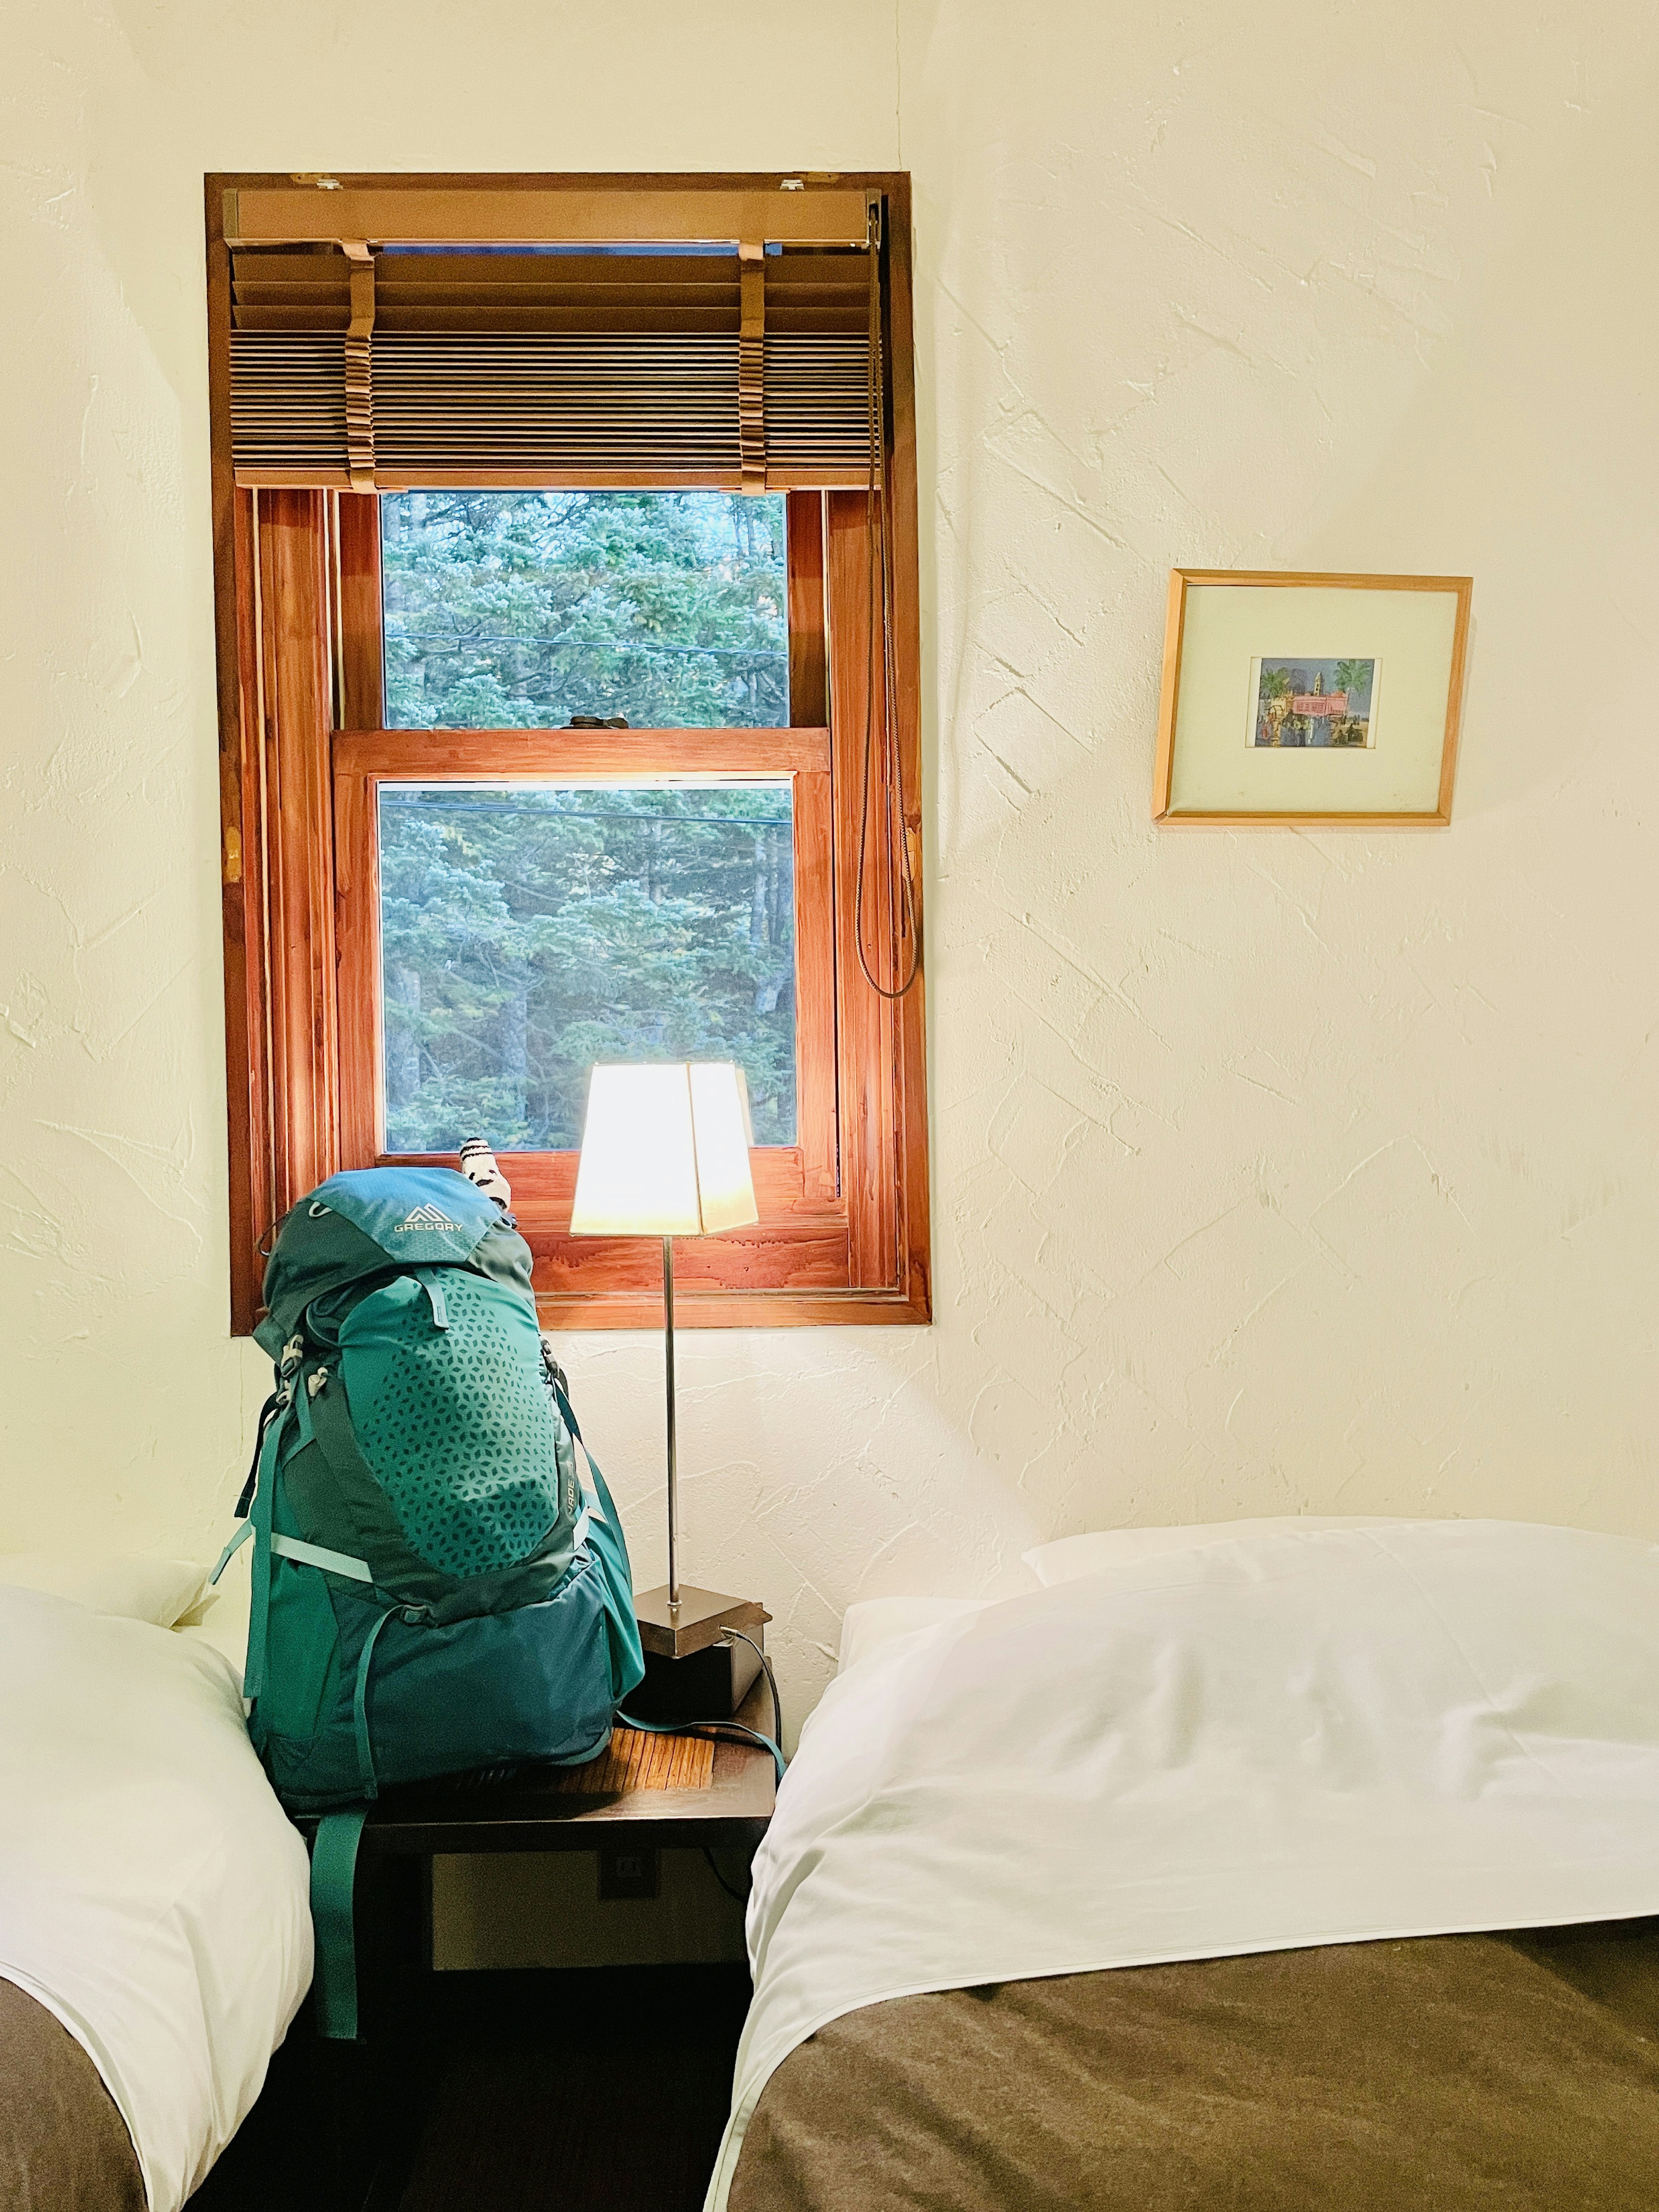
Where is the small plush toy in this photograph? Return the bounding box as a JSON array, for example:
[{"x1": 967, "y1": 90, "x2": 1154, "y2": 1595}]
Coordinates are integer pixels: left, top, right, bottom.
[{"x1": 457, "y1": 1138, "x2": 514, "y2": 1221}]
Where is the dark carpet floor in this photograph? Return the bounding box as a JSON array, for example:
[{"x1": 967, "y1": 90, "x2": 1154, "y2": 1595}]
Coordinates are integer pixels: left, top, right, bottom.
[{"x1": 189, "y1": 1964, "x2": 752, "y2": 2212}]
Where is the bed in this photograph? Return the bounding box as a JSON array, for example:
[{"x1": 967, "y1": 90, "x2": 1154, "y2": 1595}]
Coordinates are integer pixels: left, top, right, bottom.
[
  {"x1": 0, "y1": 1567, "x2": 311, "y2": 2212},
  {"x1": 712, "y1": 1519, "x2": 1659, "y2": 2210}
]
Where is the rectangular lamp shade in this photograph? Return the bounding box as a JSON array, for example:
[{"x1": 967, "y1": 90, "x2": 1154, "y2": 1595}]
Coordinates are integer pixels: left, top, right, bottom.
[{"x1": 569, "y1": 1062, "x2": 759, "y2": 1238}]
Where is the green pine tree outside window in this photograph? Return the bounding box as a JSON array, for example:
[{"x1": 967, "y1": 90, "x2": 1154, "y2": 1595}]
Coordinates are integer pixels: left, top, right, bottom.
[{"x1": 382, "y1": 489, "x2": 787, "y2": 731}]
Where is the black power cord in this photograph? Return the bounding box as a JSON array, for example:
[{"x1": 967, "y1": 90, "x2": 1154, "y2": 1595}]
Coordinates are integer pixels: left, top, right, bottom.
[
  {"x1": 637, "y1": 1631, "x2": 786, "y2": 1913},
  {"x1": 721, "y1": 1627, "x2": 784, "y2": 1754},
  {"x1": 620, "y1": 1713, "x2": 785, "y2": 1782},
  {"x1": 702, "y1": 1847, "x2": 750, "y2": 1905}
]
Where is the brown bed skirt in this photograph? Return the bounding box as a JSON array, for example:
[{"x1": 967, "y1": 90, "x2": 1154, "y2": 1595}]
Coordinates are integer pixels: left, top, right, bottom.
[
  {"x1": 0, "y1": 1977, "x2": 146, "y2": 2212},
  {"x1": 730, "y1": 1920, "x2": 1659, "y2": 2211}
]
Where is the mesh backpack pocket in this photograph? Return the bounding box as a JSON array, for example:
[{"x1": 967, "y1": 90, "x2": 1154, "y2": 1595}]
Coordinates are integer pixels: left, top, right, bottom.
[{"x1": 338, "y1": 1271, "x2": 569, "y2": 1580}]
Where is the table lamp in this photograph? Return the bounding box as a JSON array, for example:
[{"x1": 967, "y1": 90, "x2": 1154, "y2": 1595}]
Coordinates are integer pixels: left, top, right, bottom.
[{"x1": 569, "y1": 1062, "x2": 771, "y2": 1720}]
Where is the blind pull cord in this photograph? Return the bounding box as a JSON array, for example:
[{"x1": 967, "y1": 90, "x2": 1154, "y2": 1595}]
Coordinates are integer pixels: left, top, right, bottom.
[
  {"x1": 855, "y1": 202, "x2": 920, "y2": 1002},
  {"x1": 343, "y1": 241, "x2": 376, "y2": 493},
  {"x1": 738, "y1": 241, "x2": 767, "y2": 494}
]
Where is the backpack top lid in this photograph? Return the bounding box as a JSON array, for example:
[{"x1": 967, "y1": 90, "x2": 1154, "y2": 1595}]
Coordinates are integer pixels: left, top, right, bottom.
[
  {"x1": 257, "y1": 1166, "x2": 534, "y2": 1355},
  {"x1": 309, "y1": 1166, "x2": 501, "y2": 1263}
]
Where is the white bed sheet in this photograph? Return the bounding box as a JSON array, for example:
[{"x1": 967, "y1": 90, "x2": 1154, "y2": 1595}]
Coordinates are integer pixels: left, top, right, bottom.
[
  {"x1": 0, "y1": 1586, "x2": 311, "y2": 2211},
  {"x1": 708, "y1": 1519, "x2": 1659, "y2": 2209}
]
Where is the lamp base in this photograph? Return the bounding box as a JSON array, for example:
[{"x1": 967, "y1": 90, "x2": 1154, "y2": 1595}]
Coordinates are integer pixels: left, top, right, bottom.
[{"x1": 624, "y1": 1585, "x2": 771, "y2": 1723}]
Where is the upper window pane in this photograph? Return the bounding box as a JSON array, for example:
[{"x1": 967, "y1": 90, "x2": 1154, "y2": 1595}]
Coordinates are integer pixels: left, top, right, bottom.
[{"x1": 381, "y1": 490, "x2": 788, "y2": 730}]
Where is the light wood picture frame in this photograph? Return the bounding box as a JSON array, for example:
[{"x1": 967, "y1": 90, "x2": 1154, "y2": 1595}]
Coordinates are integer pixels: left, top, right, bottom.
[{"x1": 1153, "y1": 570, "x2": 1473, "y2": 827}]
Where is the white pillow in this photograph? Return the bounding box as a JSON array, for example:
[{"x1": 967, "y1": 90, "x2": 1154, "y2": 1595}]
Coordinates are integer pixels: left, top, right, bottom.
[
  {"x1": 176, "y1": 1578, "x2": 251, "y2": 1669},
  {"x1": 1023, "y1": 1516, "x2": 1414, "y2": 1587},
  {"x1": 0, "y1": 1551, "x2": 210, "y2": 1627},
  {"x1": 838, "y1": 1595, "x2": 995, "y2": 1674}
]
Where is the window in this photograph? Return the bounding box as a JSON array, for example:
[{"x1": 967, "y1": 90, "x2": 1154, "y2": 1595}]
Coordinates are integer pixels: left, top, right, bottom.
[
  {"x1": 208, "y1": 173, "x2": 927, "y2": 1330},
  {"x1": 375, "y1": 493, "x2": 800, "y2": 1150}
]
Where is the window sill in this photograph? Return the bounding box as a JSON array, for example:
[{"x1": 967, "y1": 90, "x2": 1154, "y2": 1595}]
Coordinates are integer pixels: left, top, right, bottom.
[{"x1": 535, "y1": 1284, "x2": 932, "y2": 1330}]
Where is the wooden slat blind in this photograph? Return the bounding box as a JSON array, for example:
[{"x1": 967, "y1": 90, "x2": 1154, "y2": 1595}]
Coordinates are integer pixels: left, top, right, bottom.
[
  {"x1": 226, "y1": 240, "x2": 879, "y2": 491},
  {"x1": 230, "y1": 248, "x2": 869, "y2": 333}
]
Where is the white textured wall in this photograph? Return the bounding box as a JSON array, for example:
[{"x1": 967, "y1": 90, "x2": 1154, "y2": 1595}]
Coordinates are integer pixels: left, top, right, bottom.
[{"x1": 4, "y1": 0, "x2": 1657, "y2": 1735}]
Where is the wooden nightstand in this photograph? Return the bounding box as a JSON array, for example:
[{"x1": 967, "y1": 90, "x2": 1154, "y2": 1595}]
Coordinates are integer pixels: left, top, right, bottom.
[
  {"x1": 335, "y1": 1677, "x2": 775, "y2": 2010},
  {"x1": 360, "y1": 1676, "x2": 774, "y2": 1882},
  {"x1": 297, "y1": 1684, "x2": 776, "y2": 2208}
]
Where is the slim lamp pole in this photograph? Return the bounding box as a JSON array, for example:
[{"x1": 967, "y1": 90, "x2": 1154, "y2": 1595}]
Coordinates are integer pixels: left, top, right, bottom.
[{"x1": 662, "y1": 1234, "x2": 680, "y2": 1610}]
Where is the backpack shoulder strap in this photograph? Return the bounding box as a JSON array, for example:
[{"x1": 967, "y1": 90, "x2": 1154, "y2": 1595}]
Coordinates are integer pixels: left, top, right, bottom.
[
  {"x1": 210, "y1": 1516, "x2": 253, "y2": 1587},
  {"x1": 542, "y1": 1365, "x2": 643, "y2": 1702},
  {"x1": 242, "y1": 1401, "x2": 286, "y2": 1703},
  {"x1": 545, "y1": 1369, "x2": 608, "y2": 1524},
  {"x1": 309, "y1": 1808, "x2": 369, "y2": 2040}
]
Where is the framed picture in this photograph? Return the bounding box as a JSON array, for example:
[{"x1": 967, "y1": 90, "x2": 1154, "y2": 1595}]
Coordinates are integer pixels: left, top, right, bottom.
[{"x1": 1153, "y1": 570, "x2": 1473, "y2": 826}]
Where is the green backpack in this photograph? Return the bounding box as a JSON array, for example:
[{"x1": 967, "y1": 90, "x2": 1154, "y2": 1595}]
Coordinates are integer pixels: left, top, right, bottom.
[{"x1": 214, "y1": 1165, "x2": 643, "y2": 2032}]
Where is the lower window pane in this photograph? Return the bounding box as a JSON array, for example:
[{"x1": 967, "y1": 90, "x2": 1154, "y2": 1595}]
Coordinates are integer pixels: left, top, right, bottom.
[{"x1": 379, "y1": 783, "x2": 797, "y2": 1153}]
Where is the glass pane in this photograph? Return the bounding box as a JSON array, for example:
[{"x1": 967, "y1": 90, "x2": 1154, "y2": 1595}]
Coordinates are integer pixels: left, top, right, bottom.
[
  {"x1": 379, "y1": 784, "x2": 796, "y2": 1152},
  {"x1": 381, "y1": 491, "x2": 788, "y2": 730}
]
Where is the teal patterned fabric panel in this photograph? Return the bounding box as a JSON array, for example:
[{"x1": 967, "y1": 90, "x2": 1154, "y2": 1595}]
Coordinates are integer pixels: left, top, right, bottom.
[{"x1": 338, "y1": 1271, "x2": 559, "y2": 1578}]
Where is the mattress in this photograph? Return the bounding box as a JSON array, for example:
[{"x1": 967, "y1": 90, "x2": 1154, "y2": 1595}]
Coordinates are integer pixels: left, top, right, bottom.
[
  {"x1": 0, "y1": 1585, "x2": 312, "y2": 2211},
  {"x1": 728, "y1": 1920, "x2": 1659, "y2": 2210},
  {"x1": 0, "y1": 1979, "x2": 146, "y2": 2212}
]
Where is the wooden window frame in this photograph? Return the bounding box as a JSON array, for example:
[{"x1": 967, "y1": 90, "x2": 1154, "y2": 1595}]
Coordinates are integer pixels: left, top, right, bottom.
[{"x1": 207, "y1": 172, "x2": 928, "y2": 1334}]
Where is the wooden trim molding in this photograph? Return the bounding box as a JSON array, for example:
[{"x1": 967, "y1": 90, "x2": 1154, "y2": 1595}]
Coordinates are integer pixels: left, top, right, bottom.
[
  {"x1": 332, "y1": 728, "x2": 830, "y2": 779},
  {"x1": 206, "y1": 172, "x2": 929, "y2": 1333},
  {"x1": 222, "y1": 177, "x2": 876, "y2": 251}
]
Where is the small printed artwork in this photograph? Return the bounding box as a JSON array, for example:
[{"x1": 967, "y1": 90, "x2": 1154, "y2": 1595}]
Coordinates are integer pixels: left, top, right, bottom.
[{"x1": 1249, "y1": 657, "x2": 1377, "y2": 750}]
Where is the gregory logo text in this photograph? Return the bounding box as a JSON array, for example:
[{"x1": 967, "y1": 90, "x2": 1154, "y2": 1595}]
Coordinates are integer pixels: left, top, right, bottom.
[{"x1": 395, "y1": 1204, "x2": 462, "y2": 1232}]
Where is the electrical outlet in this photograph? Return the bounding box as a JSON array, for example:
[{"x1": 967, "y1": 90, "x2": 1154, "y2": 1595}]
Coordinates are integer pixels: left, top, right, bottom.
[{"x1": 597, "y1": 1843, "x2": 660, "y2": 1902}]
